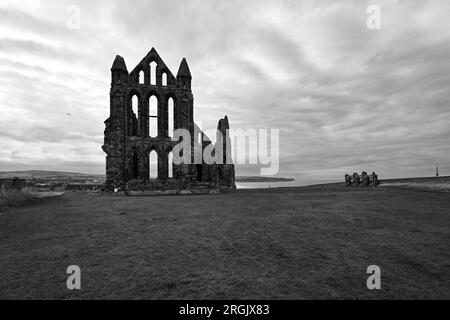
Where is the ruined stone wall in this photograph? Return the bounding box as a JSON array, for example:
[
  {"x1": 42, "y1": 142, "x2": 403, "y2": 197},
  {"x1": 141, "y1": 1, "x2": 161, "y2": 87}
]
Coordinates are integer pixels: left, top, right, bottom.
[{"x1": 102, "y1": 48, "x2": 235, "y2": 193}]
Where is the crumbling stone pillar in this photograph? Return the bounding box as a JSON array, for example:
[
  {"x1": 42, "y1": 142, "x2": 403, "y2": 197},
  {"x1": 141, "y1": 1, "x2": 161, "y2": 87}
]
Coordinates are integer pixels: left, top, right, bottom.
[
  {"x1": 361, "y1": 171, "x2": 370, "y2": 187},
  {"x1": 370, "y1": 172, "x2": 380, "y2": 187},
  {"x1": 352, "y1": 173, "x2": 360, "y2": 187},
  {"x1": 345, "y1": 174, "x2": 352, "y2": 187}
]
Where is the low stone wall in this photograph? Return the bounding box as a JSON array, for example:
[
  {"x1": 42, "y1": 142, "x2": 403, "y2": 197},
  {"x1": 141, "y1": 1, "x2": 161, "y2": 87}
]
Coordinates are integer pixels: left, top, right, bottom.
[
  {"x1": 381, "y1": 176, "x2": 450, "y2": 184},
  {"x1": 126, "y1": 188, "x2": 221, "y2": 196},
  {"x1": 126, "y1": 179, "x2": 220, "y2": 191}
]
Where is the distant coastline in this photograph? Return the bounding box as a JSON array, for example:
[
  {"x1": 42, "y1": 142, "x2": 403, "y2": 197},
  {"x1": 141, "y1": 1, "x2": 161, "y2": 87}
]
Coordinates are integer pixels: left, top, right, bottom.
[
  {"x1": 235, "y1": 176, "x2": 295, "y2": 183},
  {"x1": 2, "y1": 171, "x2": 449, "y2": 185},
  {"x1": 0, "y1": 170, "x2": 104, "y2": 179},
  {"x1": 0, "y1": 171, "x2": 296, "y2": 184}
]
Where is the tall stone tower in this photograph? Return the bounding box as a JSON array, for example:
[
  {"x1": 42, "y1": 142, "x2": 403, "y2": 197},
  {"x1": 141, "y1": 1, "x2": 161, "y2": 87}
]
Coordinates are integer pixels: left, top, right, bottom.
[{"x1": 102, "y1": 48, "x2": 235, "y2": 194}]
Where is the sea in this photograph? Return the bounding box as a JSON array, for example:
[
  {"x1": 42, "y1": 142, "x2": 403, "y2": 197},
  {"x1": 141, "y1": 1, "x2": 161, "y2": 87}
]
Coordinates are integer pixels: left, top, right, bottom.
[{"x1": 236, "y1": 177, "x2": 340, "y2": 189}]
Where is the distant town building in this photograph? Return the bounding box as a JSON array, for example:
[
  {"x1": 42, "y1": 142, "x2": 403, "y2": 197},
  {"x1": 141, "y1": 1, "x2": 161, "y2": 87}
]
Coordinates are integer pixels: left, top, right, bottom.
[{"x1": 0, "y1": 177, "x2": 26, "y2": 191}]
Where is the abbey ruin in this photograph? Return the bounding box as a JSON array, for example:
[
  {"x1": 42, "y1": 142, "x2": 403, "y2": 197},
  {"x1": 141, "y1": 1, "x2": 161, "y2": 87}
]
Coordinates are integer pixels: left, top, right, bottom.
[{"x1": 102, "y1": 48, "x2": 235, "y2": 194}]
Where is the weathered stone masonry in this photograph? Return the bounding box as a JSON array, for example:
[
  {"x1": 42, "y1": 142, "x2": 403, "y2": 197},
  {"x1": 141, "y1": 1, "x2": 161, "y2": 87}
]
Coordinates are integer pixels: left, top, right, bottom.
[{"x1": 102, "y1": 48, "x2": 235, "y2": 194}]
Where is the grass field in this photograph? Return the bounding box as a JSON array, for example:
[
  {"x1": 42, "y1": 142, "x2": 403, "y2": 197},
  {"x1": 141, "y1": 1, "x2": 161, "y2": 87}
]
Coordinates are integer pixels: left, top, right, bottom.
[
  {"x1": 0, "y1": 190, "x2": 42, "y2": 213},
  {"x1": 0, "y1": 186, "x2": 449, "y2": 299}
]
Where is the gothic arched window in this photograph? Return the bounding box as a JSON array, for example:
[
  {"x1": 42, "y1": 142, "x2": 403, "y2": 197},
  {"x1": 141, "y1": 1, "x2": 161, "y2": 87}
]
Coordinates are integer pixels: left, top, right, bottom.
[
  {"x1": 150, "y1": 61, "x2": 157, "y2": 85},
  {"x1": 149, "y1": 150, "x2": 158, "y2": 179},
  {"x1": 168, "y1": 152, "x2": 173, "y2": 178},
  {"x1": 149, "y1": 95, "x2": 158, "y2": 137},
  {"x1": 168, "y1": 97, "x2": 174, "y2": 138},
  {"x1": 131, "y1": 95, "x2": 139, "y2": 136}
]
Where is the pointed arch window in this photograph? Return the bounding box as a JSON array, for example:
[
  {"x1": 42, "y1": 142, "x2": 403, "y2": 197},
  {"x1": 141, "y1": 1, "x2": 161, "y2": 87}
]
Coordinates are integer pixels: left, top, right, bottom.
[
  {"x1": 132, "y1": 95, "x2": 138, "y2": 118},
  {"x1": 149, "y1": 150, "x2": 158, "y2": 179},
  {"x1": 150, "y1": 61, "x2": 157, "y2": 85},
  {"x1": 168, "y1": 97, "x2": 174, "y2": 138},
  {"x1": 162, "y1": 73, "x2": 167, "y2": 86},
  {"x1": 139, "y1": 71, "x2": 145, "y2": 84},
  {"x1": 149, "y1": 95, "x2": 158, "y2": 138},
  {"x1": 168, "y1": 152, "x2": 173, "y2": 178},
  {"x1": 131, "y1": 95, "x2": 139, "y2": 136}
]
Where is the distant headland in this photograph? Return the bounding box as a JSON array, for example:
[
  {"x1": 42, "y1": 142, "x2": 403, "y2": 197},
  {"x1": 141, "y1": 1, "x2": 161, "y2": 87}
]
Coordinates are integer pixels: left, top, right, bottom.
[{"x1": 235, "y1": 176, "x2": 295, "y2": 183}]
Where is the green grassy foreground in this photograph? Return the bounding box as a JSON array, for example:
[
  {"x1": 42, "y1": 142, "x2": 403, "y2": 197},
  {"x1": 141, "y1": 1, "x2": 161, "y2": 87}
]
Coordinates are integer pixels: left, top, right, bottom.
[{"x1": 0, "y1": 186, "x2": 449, "y2": 299}]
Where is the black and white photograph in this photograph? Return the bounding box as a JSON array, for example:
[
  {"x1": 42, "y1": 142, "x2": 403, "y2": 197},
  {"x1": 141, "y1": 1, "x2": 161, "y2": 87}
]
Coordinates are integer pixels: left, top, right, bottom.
[{"x1": 0, "y1": 0, "x2": 449, "y2": 306}]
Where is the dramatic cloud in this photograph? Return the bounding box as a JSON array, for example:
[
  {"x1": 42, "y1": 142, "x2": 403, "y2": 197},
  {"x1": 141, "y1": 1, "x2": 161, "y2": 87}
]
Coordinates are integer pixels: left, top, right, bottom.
[{"x1": 0, "y1": 0, "x2": 449, "y2": 180}]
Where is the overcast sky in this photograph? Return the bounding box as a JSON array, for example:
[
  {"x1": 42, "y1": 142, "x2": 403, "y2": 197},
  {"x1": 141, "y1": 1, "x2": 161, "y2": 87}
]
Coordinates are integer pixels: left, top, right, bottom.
[{"x1": 0, "y1": 0, "x2": 449, "y2": 180}]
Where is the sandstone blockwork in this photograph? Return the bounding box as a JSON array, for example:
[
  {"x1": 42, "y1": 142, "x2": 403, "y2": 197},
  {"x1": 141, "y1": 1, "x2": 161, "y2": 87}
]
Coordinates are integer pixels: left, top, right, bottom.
[{"x1": 102, "y1": 48, "x2": 236, "y2": 194}]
